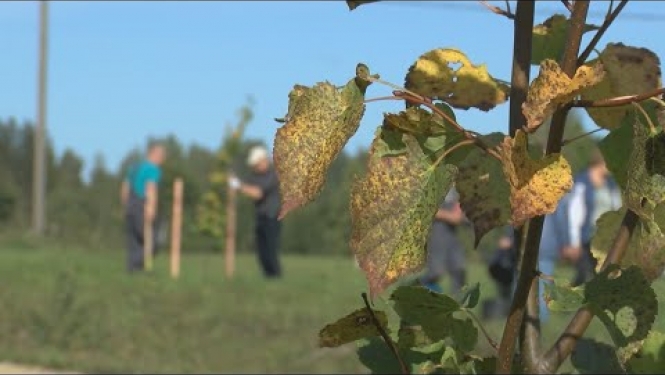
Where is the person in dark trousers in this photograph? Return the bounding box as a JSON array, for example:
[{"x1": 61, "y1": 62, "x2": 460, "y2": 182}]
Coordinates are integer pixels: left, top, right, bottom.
[
  {"x1": 120, "y1": 142, "x2": 166, "y2": 273},
  {"x1": 484, "y1": 226, "x2": 517, "y2": 320},
  {"x1": 420, "y1": 187, "x2": 467, "y2": 294},
  {"x1": 562, "y1": 149, "x2": 622, "y2": 287},
  {"x1": 229, "y1": 145, "x2": 282, "y2": 278}
]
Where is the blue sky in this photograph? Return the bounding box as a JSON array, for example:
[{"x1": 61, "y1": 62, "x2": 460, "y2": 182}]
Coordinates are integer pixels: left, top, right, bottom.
[{"x1": 1, "y1": 1, "x2": 664, "y2": 178}]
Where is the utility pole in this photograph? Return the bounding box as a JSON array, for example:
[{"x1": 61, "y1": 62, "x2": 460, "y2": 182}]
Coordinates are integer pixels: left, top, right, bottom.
[{"x1": 32, "y1": 0, "x2": 49, "y2": 236}]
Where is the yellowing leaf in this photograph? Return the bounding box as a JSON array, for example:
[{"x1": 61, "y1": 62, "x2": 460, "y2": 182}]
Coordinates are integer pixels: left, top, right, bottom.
[
  {"x1": 499, "y1": 130, "x2": 573, "y2": 226},
  {"x1": 582, "y1": 43, "x2": 662, "y2": 130},
  {"x1": 318, "y1": 307, "x2": 388, "y2": 348},
  {"x1": 522, "y1": 60, "x2": 605, "y2": 130},
  {"x1": 350, "y1": 130, "x2": 457, "y2": 299},
  {"x1": 404, "y1": 48, "x2": 510, "y2": 111},
  {"x1": 273, "y1": 64, "x2": 372, "y2": 219},
  {"x1": 456, "y1": 133, "x2": 511, "y2": 246},
  {"x1": 531, "y1": 14, "x2": 599, "y2": 65},
  {"x1": 592, "y1": 207, "x2": 665, "y2": 282}
]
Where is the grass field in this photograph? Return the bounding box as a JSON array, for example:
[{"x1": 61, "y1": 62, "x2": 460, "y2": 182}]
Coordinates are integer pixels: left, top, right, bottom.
[{"x1": 0, "y1": 243, "x2": 664, "y2": 374}]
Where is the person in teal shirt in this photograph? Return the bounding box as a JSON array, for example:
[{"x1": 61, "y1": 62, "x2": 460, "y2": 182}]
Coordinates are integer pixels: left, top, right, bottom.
[{"x1": 120, "y1": 142, "x2": 166, "y2": 272}]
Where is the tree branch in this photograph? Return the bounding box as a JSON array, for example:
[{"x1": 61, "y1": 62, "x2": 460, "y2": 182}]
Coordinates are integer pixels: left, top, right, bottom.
[
  {"x1": 570, "y1": 87, "x2": 665, "y2": 108},
  {"x1": 561, "y1": 128, "x2": 603, "y2": 146},
  {"x1": 361, "y1": 293, "x2": 410, "y2": 375},
  {"x1": 537, "y1": 209, "x2": 639, "y2": 373},
  {"x1": 577, "y1": 0, "x2": 628, "y2": 64},
  {"x1": 508, "y1": 1, "x2": 535, "y2": 138},
  {"x1": 496, "y1": 2, "x2": 591, "y2": 374},
  {"x1": 496, "y1": 1, "x2": 536, "y2": 371},
  {"x1": 463, "y1": 307, "x2": 499, "y2": 351},
  {"x1": 367, "y1": 91, "x2": 502, "y2": 160},
  {"x1": 561, "y1": 0, "x2": 574, "y2": 12},
  {"x1": 480, "y1": 0, "x2": 515, "y2": 19}
]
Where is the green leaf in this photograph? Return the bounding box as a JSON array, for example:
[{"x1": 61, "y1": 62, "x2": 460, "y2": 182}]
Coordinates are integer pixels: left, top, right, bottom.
[
  {"x1": 458, "y1": 282, "x2": 481, "y2": 309},
  {"x1": 391, "y1": 286, "x2": 461, "y2": 321},
  {"x1": 318, "y1": 307, "x2": 388, "y2": 348},
  {"x1": 456, "y1": 133, "x2": 511, "y2": 246},
  {"x1": 439, "y1": 345, "x2": 460, "y2": 371},
  {"x1": 585, "y1": 265, "x2": 658, "y2": 351},
  {"x1": 350, "y1": 130, "x2": 458, "y2": 298},
  {"x1": 274, "y1": 64, "x2": 373, "y2": 219},
  {"x1": 531, "y1": 14, "x2": 599, "y2": 65},
  {"x1": 621, "y1": 105, "x2": 665, "y2": 219},
  {"x1": 626, "y1": 330, "x2": 665, "y2": 373},
  {"x1": 570, "y1": 338, "x2": 625, "y2": 374},
  {"x1": 390, "y1": 286, "x2": 478, "y2": 351},
  {"x1": 448, "y1": 316, "x2": 478, "y2": 353},
  {"x1": 582, "y1": 44, "x2": 661, "y2": 130},
  {"x1": 598, "y1": 116, "x2": 633, "y2": 190},
  {"x1": 591, "y1": 206, "x2": 665, "y2": 283},
  {"x1": 357, "y1": 337, "x2": 446, "y2": 375},
  {"x1": 397, "y1": 322, "x2": 432, "y2": 349},
  {"x1": 404, "y1": 48, "x2": 510, "y2": 111},
  {"x1": 542, "y1": 279, "x2": 585, "y2": 313}
]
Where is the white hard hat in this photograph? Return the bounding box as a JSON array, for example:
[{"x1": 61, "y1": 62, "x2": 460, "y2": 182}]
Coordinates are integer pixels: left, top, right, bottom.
[{"x1": 247, "y1": 145, "x2": 269, "y2": 166}]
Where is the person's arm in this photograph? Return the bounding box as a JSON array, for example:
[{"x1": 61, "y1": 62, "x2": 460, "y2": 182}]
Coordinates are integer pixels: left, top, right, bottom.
[
  {"x1": 567, "y1": 184, "x2": 586, "y2": 249},
  {"x1": 144, "y1": 182, "x2": 158, "y2": 223},
  {"x1": 238, "y1": 183, "x2": 264, "y2": 201},
  {"x1": 232, "y1": 173, "x2": 277, "y2": 202},
  {"x1": 434, "y1": 202, "x2": 463, "y2": 225},
  {"x1": 120, "y1": 180, "x2": 130, "y2": 207}
]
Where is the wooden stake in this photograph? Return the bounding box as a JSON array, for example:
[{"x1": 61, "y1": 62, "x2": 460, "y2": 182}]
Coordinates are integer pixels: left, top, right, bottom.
[
  {"x1": 170, "y1": 178, "x2": 184, "y2": 279},
  {"x1": 144, "y1": 219, "x2": 153, "y2": 271},
  {"x1": 225, "y1": 186, "x2": 237, "y2": 279}
]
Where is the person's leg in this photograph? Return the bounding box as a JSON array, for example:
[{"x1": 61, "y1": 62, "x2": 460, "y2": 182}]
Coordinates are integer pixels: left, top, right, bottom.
[
  {"x1": 538, "y1": 257, "x2": 556, "y2": 323},
  {"x1": 126, "y1": 209, "x2": 144, "y2": 273},
  {"x1": 420, "y1": 238, "x2": 444, "y2": 293},
  {"x1": 255, "y1": 216, "x2": 272, "y2": 277},
  {"x1": 264, "y1": 218, "x2": 282, "y2": 278},
  {"x1": 448, "y1": 268, "x2": 466, "y2": 296},
  {"x1": 572, "y1": 242, "x2": 594, "y2": 287}
]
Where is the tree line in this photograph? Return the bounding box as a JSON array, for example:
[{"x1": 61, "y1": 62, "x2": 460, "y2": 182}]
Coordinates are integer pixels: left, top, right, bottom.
[{"x1": 0, "y1": 108, "x2": 597, "y2": 259}]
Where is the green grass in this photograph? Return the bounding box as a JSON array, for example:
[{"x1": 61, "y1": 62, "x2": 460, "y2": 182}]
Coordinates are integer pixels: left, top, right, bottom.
[{"x1": 0, "y1": 246, "x2": 663, "y2": 374}]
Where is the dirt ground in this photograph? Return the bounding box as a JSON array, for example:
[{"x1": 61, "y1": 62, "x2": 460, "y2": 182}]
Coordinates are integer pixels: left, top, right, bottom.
[{"x1": 0, "y1": 362, "x2": 79, "y2": 374}]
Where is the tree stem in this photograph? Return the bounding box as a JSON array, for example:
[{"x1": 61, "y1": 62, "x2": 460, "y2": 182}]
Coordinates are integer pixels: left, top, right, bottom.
[
  {"x1": 577, "y1": 0, "x2": 628, "y2": 65},
  {"x1": 361, "y1": 293, "x2": 409, "y2": 375},
  {"x1": 496, "y1": 2, "x2": 591, "y2": 373},
  {"x1": 495, "y1": 1, "x2": 535, "y2": 371}
]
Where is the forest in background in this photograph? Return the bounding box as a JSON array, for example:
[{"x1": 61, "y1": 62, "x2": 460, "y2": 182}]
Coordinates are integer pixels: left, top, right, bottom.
[{"x1": 0, "y1": 108, "x2": 598, "y2": 260}]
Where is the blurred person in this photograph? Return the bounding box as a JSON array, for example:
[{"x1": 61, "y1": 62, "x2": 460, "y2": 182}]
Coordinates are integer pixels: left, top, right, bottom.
[
  {"x1": 563, "y1": 148, "x2": 622, "y2": 287},
  {"x1": 485, "y1": 197, "x2": 569, "y2": 323},
  {"x1": 228, "y1": 145, "x2": 282, "y2": 278},
  {"x1": 484, "y1": 227, "x2": 517, "y2": 320},
  {"x1": 420, "y1": 187, "x2": 467, "y2": 294},
  {"x1": 120, "y1": 141, "x2": 167, "y2": 273}
]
